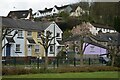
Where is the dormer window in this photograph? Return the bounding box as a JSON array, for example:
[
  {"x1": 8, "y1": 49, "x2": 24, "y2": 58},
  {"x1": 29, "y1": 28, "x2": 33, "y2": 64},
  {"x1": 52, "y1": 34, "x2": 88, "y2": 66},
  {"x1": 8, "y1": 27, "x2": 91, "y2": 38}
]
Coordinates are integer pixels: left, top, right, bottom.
[
  {"x1": 23, "y1": 14, "x2": 26, "y2": 16},
  {"x1": 27, "y1": 31, "x2": 32, "y2": 37}
]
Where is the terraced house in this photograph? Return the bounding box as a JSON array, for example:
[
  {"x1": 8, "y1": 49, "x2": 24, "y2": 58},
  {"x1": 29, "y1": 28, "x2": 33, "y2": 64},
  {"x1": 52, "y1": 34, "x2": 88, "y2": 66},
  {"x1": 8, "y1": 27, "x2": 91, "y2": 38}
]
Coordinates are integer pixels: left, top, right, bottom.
[{"x1": 2, "y1": 17, "x2": 63, "y2": 63}]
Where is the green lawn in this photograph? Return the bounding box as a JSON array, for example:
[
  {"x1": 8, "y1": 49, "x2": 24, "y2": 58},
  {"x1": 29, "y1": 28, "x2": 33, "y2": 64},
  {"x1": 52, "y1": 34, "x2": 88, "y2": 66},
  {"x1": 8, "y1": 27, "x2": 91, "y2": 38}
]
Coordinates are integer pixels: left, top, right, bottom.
[{"x1": 3, "y1": 72, "x2": 119, "y2": 78}]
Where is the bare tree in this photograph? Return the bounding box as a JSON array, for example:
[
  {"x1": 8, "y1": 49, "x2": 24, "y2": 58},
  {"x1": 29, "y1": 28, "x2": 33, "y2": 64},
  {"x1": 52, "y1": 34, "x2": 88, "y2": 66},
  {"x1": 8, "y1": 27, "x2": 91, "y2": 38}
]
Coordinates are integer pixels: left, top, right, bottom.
[
  {"x1": 38, "y1": 31, "x2": 56, "y2": 69},
  {"x1": 71, "y1": 22, "x2": 92, "y2": 65},
  {"x1": 2, "y1": 28, "x2": 18, "y2": 49}
]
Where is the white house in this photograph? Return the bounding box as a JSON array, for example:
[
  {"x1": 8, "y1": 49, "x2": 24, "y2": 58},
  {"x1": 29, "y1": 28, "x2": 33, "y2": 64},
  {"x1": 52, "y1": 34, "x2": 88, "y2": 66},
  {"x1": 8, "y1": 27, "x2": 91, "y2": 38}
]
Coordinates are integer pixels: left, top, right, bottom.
[
  {"x1": 34, "y1": 5, "x2": 72, "y2": 18},
  {"x1": 38, "y1": 21, "x2": 63, "y2": 57},
  {"x1": 70, "y1": 6, "x2": 85, "y2": 17},
  {"x1": 88, "y1": 23, "x2": 117, "y2": 35}
]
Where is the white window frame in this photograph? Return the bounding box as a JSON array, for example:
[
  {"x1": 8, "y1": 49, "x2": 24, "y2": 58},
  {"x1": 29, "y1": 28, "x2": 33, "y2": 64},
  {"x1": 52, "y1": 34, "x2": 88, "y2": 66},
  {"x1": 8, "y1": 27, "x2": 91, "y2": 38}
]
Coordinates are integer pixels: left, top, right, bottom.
[
  {"x1": 16, "y1": 44, "x2": 20, "y2": 52},
  {"x1": 56, "y1": 33, "x2": 60, "y2": 37},
  {"x1": 27, "y1": 31, "x2": 32, "y2": 36},
  {"x1": 50, "y1": 45, "x2": 54, "y2": 53},
  {"x1": 35, "y1": 45, "x2": 40, "y2": 53},
  {"x1": 37, "y1": 32, "x2": 41, "y2": 39},
  {"x1": 18, "y1": 30, "x2": 23, "y2": 37}
]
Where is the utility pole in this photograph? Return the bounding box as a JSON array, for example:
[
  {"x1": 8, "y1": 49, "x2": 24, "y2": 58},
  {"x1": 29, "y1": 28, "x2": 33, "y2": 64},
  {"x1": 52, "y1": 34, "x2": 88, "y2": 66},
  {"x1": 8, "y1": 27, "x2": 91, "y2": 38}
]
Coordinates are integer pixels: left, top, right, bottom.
[
  {"x1": 0, "y1": 16, "x2": 2, "y2": 79},
  {"x1": 53, "y1": 21, "x2": 56, "y2": 68}
]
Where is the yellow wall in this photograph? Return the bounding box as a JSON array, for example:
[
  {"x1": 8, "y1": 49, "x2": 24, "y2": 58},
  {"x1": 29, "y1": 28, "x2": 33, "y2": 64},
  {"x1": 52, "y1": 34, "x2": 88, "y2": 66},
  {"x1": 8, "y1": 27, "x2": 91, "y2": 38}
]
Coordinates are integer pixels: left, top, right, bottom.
[{"x1": 24, "y1": 31, "x2": 45, "y2": 58}]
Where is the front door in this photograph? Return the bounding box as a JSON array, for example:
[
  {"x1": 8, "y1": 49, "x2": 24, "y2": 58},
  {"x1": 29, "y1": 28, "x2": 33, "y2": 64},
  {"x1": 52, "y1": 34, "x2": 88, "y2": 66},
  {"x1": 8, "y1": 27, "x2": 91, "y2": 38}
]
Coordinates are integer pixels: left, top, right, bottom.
[
  {"x1": 6, "y1": 44, "x2": 11, "y2": 57},
  {"x1": 28, "y1": 45, "x2": 32, "y2": 56}
]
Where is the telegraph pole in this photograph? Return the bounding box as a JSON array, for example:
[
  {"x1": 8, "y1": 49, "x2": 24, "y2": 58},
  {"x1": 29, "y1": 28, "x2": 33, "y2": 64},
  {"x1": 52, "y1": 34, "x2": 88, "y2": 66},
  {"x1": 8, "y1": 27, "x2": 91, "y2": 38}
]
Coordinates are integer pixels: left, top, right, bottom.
[{"x1": 0, "y1": 16, "x2": 2, "y2": 79}]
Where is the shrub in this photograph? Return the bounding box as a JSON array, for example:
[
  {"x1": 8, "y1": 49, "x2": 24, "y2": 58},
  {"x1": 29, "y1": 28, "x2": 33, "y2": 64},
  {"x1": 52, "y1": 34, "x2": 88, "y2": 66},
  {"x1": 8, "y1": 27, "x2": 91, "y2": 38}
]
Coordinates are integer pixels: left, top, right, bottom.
[{"x1": 2, "y1": 66, "x2": 120, "y2": 75}]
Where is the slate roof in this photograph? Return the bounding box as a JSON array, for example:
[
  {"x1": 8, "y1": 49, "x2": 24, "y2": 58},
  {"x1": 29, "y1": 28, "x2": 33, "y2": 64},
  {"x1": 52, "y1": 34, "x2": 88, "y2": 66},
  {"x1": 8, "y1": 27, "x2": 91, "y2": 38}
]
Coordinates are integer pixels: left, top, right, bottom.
[
  {"x1": 65, "y1": 35, "x2": 107, "y2": 49},
  {"x1": 55, "y1": 5, "x2": 69, "y2": 10},
  {"x1": 92, "y1": 23, "x2": 115, "y2": 30},
  {"x1": 39, "y1": 8, "x2": 53, "y2": 13},
  {"x1": 36, "y1": 21, "x2": 52, "y2": 31},
  {"x1": 38, "y1": 5, "x2": 69, "y2": 13},
  {"x1": 2, "y1": 17, "x2": 41, "y2": 31},
  {"x1": 7, "y1": 10, "x2": 29, "y2": 19},
  {"x1": 95, "y1": 33, "x2": 120, "y2": 46},
  {"x1": 1, "y1": 17, "x2": 52, "y2": 32}
]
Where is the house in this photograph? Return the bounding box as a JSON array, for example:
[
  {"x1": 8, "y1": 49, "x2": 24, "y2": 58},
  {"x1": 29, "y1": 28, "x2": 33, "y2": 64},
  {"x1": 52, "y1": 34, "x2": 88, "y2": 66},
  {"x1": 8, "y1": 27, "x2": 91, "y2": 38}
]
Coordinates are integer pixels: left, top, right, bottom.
[
  {"x1": 64, "y1": 35, "x2": 107, "y2": 59},
  {"x1": 70, "y1": 6, "x2": 85, "y2": 17},
  {"x1": 2, "y1": 17, "x2": 63, "y2": 62},
  {"x1": 7, "y1": 8, "x2": 33, "y2": 20},
  {"x1": 71, "y1": 22, "x2": 117, "y2": 36},
  {"x1": 37, "y1": 21, "x2": 63, "y2": 57},
  {"x1": 34, "y1": 5, "x2": 72, "y2": 18},
  {"x1": 90, "y1": 23, "x2": 117, "y2": 35},
  {"x1": 2, "y1": 17, "x2": 42, "y2": 62}
]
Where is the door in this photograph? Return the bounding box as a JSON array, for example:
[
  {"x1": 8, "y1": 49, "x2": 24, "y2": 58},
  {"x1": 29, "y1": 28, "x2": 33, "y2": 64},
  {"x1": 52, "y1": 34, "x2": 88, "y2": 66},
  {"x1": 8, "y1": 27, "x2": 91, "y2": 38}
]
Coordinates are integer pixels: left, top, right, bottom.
[
  {"x1": 6, "y1": 44, "x2": 11, "y2": 57},
  {"x1": 28, "y1": 45, "x2": 32, "y2": 56}
]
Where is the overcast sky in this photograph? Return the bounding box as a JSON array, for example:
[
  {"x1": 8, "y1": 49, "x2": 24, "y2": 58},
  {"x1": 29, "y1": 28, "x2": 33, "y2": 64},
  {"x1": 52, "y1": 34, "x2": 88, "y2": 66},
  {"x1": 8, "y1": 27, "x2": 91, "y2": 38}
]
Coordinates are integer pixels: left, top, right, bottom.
[
  {"x1": 0, "y1": 0, "x2": 80, "y2": 16},
  {"x1": 0, "y1": 0, "x2": 119, "y2": 16}
]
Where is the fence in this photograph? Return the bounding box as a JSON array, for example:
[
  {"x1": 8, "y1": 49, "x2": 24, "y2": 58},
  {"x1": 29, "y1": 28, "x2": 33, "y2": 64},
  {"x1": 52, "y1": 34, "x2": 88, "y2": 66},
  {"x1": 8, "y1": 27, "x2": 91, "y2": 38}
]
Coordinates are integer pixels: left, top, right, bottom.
[{"x1": 2, "y1": 57, "x2": 107, "y2": 68}]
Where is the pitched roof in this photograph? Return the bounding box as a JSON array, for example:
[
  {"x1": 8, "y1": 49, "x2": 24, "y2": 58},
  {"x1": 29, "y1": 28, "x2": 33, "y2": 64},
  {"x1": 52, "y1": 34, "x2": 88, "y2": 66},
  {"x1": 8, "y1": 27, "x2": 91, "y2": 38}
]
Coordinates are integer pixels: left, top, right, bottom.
[
  {"x1": 39, "y1": 8, "x2": 53, "y2": 13},
  {"x1": 2, "y1": 17, "x2": 41, "y2": 31},
  {"x1": 95, "y1": 33, "x2": 120, "y2": 46},
  {"x1": 55, "y1": 5, "x2": 69, "y2": 10},
  {"x1": 65, "y1": 35, "x2": 107, "y2": 49},
  {"x1": 36, "y1": 21, "x2": 52, "y2": 31},
  {"x1": 92, "y1": 23, "x2": 115, "y2": 30},
  {"x1": 38, "y1": 5, "x2": 69, "y2": 13},
  {"x1": 7, "y1": 10, "x2": 29, "y2": 19},
  {"x1": 1, "y1": 17, "x2": 52, "y2": 31}
]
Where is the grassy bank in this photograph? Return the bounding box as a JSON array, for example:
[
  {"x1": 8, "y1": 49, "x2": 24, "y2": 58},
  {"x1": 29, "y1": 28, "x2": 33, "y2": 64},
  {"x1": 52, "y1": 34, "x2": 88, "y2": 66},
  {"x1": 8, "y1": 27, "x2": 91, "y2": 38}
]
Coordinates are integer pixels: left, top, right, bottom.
[{"x1": 3, "y1": 72, "x2": 119, "y2": 78}]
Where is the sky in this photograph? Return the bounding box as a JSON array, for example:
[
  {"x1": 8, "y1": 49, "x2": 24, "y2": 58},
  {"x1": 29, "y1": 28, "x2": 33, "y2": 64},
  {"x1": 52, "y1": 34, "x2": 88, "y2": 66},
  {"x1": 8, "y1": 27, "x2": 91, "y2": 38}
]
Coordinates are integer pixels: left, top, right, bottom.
[
  {"x1": 0, "y1": 0, "x2": 120, "y2": 16},
  {"x1": 0, "y1": 0, "x2": 80, "y2": 16}
]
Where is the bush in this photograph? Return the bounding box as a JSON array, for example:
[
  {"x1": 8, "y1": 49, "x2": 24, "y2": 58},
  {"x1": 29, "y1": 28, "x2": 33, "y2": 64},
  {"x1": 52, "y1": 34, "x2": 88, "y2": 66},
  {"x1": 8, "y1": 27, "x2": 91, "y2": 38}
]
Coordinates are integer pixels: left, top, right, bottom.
[{"x1": 2, "y1": 66, "x2": 120, "y2": 75}]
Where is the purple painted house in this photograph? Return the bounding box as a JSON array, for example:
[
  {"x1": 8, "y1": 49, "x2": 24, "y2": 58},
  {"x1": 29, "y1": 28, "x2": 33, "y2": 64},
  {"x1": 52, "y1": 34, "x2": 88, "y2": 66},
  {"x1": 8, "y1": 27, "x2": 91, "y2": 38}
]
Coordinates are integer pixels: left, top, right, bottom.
[
  {"x1": 64, "y1": 35, "x2": 108, "y2": 58},
  {"x1": 83, "y1": 43, "x2": 107, "y2": 55}
]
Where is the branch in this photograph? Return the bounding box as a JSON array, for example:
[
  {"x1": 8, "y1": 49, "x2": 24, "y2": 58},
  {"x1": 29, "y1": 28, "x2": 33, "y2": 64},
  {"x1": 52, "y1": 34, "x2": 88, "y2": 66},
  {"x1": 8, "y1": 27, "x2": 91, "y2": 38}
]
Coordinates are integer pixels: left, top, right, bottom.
[
  {"x1": 2, "y1": 43, "x2": 8, "y2": 49},
  {"x1": 82, "y1": 43, "x2": 89, "y2": 54},
  {"x1": 47, "y1": 36, "x2": 56, "y2": 49},
  {"x1": 2, "y1": 29, "x2": 14, "y2": 40}
]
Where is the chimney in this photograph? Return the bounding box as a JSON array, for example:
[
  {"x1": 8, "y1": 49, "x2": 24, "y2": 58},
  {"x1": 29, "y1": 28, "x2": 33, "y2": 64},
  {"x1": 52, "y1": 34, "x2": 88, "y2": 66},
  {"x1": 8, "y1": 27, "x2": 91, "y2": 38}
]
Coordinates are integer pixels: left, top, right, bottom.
[
  {"x1": 98, "y1": 30, "x2": 103, "y2": 35},
  {"x1": 45, "y1": 8, "x2": 47, "y2": 10}
]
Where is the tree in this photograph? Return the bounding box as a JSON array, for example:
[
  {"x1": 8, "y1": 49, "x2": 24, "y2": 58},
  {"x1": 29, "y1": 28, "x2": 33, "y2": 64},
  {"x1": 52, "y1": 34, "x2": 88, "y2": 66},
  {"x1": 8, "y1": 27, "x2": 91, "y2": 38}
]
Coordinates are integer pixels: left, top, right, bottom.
[
  {"x1": 2, "y1": 28, "x2": 18, "y2": 49},
  {"x1": 71, "y1": 22, "x2": 91, "y2": 65},
  {"x1": 38, "y1": 31, "x2": 56, "y2": 70}
]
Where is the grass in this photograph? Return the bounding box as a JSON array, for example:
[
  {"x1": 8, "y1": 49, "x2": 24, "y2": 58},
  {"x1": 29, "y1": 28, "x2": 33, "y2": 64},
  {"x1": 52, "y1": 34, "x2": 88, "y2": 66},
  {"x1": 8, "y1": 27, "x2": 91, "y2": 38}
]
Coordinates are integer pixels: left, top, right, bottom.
[{"x1": 3, "y1": 71, "x2": 119, "y2": 78}]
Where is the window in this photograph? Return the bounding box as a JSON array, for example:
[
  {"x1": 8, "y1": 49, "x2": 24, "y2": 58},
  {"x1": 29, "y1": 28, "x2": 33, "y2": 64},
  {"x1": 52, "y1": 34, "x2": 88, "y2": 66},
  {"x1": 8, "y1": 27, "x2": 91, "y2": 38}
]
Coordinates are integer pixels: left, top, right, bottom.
[
  {"x1": 16, "y1": 44, "x2": 20, "y2": 51},
  {"x1": 18, "y1": 30, "x2": 23, "y2": 37},
  {"x1": 53, "y1": 9, "x2": 56, "y2": 12},
  {"x1": 27, "y1": 31, "x2": 32, "y2": 36},
  {"x1": 37, "y1": 32, "x2": 41, "y2": 38},
  {"x1": 35, "y1": 45, "x2": 40, "y2": 53},
  {"x1": 56, "y1": 33, "x2": 60, "y2": 37},
  {"x1": 50, "y1": 46, "x2": 54, "y2": 53},
  {"x1": 75, "y1": 47, "x2": 79, "y2": 52}
]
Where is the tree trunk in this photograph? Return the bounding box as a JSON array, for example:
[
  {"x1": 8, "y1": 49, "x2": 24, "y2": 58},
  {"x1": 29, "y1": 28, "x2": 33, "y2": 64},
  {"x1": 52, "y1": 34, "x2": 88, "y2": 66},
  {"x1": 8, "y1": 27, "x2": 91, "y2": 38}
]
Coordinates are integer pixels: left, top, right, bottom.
[
  {"x1": 44, "y1": 50, "x2": 48, "y2": 70},
  {"x1": 80, "y1": 54, "x2": 83, "y2": 66},
  {"x1": 111, "y1": 56, "x2": 115, "y2": 66}
]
